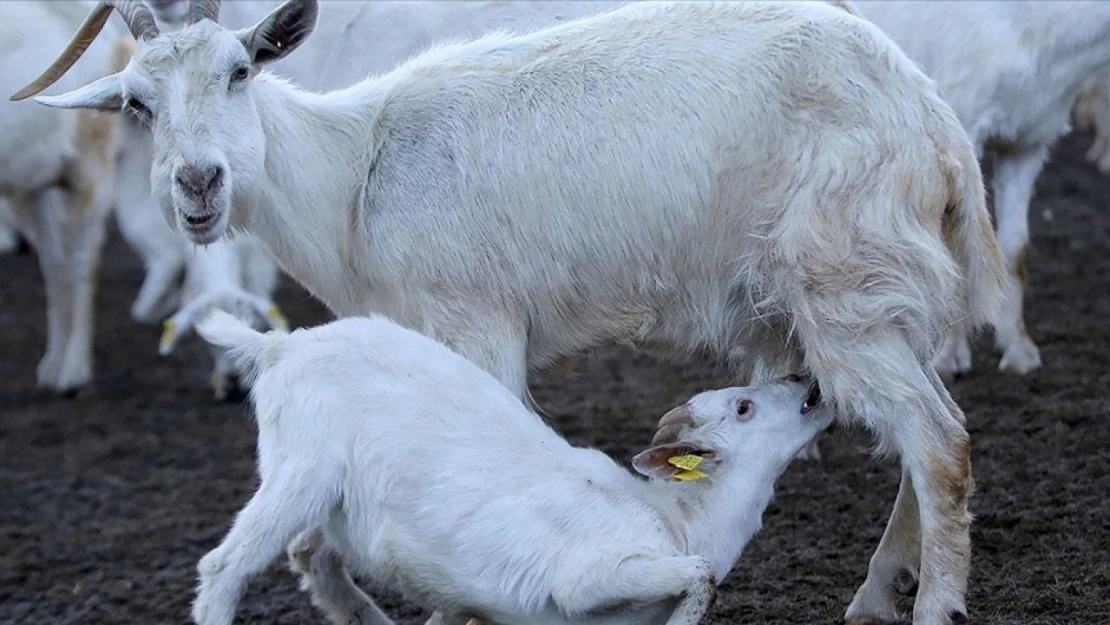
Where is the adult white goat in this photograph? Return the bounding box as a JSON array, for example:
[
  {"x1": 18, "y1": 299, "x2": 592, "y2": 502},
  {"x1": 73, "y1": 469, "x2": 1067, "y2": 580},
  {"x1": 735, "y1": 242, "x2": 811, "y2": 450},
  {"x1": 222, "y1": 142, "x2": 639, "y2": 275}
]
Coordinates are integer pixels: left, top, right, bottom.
[
  {"x1": 192, "y1": 310, "x2": 833, "y2": 625},
  {"x1": 114, "y1": 0, "x2": 627, "y2": 322},
  {"x1": 0, "y1": 0, "x2": 142, "y2": 394},
  {"x1": 855, "y1": 1, "x2": 1110, "y2": 377},
  {"x1": 13, "y1": 1, "x2": 1006, "y2": 623}
]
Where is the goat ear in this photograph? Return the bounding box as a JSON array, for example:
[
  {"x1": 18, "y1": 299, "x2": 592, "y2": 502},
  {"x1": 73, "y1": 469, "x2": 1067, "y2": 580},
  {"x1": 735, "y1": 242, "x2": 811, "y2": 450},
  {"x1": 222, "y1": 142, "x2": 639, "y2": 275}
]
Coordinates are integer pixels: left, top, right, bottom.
[
  {"x1": 632, "y1": 443, "x2": 714, "y2": 481},
  {"x1": 29, "y1": 74, "x2": 123, "y2": 111},
  {"x1": 237, "y1": 0, "x2": 318, "y2": 67}
]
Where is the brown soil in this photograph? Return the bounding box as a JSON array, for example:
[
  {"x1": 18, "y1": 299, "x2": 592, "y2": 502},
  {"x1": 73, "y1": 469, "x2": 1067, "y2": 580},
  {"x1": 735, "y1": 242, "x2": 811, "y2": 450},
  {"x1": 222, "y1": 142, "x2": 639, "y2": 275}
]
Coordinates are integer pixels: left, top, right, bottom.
[{"x1": 1, "y1": 134, "x2": 1107, "y2": 625}]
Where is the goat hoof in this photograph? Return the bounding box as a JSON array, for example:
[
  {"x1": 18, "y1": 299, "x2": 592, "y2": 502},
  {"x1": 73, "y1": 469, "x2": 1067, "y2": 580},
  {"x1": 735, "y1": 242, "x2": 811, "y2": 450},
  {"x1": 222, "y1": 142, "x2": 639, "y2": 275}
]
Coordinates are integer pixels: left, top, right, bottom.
[
  {"x1": 891, "y1": 569, "x2": 918, "y2": 596},
  {"x1": 60, "y1": 387, "x2": 81, "y2": 399},
  {"x1": 15, "y1": 236, "x2": 32, "y2": 256},
  {"x1": 998, "y1": 338, "x2": 1041, "y2": 374}
]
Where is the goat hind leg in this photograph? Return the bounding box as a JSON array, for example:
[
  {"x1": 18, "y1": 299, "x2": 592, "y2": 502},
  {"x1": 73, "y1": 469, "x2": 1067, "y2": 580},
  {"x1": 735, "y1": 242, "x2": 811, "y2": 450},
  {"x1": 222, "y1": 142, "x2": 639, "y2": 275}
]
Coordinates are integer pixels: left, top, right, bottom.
[
  {"x1": 849, "y1": 369, "x2": 971, "y2": 625},
  {"x1": 193, "y1": 467, "x2": 335, "y2": 625},
  {"x1": 287, "y1": 528, "x2": 394, "y2": 625},
  {"x1": 13, "y1": 188, "x2": 77, "y2": 392},
  {"x1": 845, "y1": 469, "x2": 921, "y2": 623}
]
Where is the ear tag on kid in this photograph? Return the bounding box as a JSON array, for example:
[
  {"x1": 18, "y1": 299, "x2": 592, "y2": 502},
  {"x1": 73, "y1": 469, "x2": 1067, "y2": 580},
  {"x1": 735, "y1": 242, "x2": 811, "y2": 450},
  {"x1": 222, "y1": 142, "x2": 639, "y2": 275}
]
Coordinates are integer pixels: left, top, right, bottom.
[{"x1": 668, "y1": 454, "x2": 708, "y2": 481}]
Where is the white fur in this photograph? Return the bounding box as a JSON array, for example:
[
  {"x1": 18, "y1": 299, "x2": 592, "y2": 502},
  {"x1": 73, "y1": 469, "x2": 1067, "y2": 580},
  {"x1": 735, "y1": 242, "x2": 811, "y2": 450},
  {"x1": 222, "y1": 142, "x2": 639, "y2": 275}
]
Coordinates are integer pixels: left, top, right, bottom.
[
  {"x1": 116, "y1": 0, "x2": 625, "y2": 312},
  {"x1": 191, "y1": 311, "x2": 832, "y2": 625},
  {"x1": 1073, "y1": 69, "x2": 1110, "y2": 173},
  {"x1": 34, "y1": 1, "x2": 1007, "y2": 622},
  {"x1": 0, "y1": 1, "x2": 127, "y2": 393},
  {"x1": 855, "y1": 1, "x2": 1110, "y2": 376},
  {"x1": 0, "y1": 197, "x2": 19, "y2": 254}
]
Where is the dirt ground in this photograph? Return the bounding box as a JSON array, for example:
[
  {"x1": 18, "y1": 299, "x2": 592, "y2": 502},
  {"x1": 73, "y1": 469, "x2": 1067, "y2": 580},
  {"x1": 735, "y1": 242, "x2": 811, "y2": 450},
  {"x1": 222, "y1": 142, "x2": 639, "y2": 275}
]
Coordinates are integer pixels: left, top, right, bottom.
[{"x1": 1, "y1": 133, "x2": 1107, "y2": 625}]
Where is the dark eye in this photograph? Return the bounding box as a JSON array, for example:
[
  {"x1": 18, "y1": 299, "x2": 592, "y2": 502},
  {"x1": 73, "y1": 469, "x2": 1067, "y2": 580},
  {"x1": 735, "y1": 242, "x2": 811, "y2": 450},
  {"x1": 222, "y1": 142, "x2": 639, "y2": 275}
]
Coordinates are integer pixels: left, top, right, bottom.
[
  {"x1": 736, "y1": 400, "x2": 753, "y2": 418},
  {"x1": 125, "y1": 97, "x2": 151, "y2": 121},
  {"x1": 230, "y1": 66, "x2": 250, "y2": 84}
]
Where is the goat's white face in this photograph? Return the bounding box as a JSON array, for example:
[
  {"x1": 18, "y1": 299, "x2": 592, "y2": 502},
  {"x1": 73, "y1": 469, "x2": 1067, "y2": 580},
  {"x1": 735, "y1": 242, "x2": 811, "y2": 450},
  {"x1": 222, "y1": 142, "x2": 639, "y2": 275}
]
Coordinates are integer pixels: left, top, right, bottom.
[
  {"x1": 633, "y1": 377, "x2": 832, "y2": 481},
  {"x1": 128, "y1": 22, "x2": 266, "y2": 243},
  {"x1": 13, "y1": 0, "x2": 318, "y2": 245}
]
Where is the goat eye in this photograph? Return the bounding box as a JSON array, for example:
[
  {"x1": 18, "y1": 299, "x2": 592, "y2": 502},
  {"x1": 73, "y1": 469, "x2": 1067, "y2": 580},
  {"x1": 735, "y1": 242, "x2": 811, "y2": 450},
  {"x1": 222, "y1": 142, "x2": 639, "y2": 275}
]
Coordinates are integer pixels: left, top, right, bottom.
[
  {"x1": 736, "y1": 400, "x2": 753, "y2": 418},
  {"x1": 125, "y1": 97, "x2": 150, "y2": 120},
  {"x1": 230, "y1": 66, "x2": 250, "y2": 83}
]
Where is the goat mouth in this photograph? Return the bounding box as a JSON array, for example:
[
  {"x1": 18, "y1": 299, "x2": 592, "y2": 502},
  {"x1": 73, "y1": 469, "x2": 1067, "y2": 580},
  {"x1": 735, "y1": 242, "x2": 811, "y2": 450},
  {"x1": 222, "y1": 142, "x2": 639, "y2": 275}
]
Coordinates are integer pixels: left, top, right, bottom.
[{"x1": 181, "y1": 212, "x2": 219, "y2": 233}]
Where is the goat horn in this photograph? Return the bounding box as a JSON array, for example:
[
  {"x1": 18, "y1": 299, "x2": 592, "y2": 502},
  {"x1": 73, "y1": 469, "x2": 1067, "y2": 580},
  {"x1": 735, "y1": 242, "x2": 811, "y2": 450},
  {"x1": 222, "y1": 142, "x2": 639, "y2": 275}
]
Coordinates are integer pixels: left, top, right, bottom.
[
  {"x1": 9, "y1": 1, "x2": 158, "y2": 102},
  {"x1": 651, "y1": 404, "x2": 694, "y2": 446},
  {"x1": 187, "y1": 0, "x2": 222, "y2": 25}
]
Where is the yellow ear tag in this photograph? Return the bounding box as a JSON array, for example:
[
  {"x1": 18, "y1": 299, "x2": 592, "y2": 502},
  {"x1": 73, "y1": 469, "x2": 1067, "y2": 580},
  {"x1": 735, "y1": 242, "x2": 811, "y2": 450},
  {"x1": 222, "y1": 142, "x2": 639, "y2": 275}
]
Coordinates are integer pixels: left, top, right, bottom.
[
  {"x1": 159, "y1": 318, "x2": 177, "y2": 351},
  {"x1": 267, "y1": 305, "x2": 289, "y2": 331},
  {"x1": 668, "y1": 454, "x2": 708, "y2": 482}
]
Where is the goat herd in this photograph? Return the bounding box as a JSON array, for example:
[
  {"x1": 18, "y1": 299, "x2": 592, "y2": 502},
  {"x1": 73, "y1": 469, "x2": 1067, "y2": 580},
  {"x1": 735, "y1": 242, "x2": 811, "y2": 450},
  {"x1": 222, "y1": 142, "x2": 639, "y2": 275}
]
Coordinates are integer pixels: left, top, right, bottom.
[{"x1": 1, "y1": 1, "x2": 1107, "y2": 625}]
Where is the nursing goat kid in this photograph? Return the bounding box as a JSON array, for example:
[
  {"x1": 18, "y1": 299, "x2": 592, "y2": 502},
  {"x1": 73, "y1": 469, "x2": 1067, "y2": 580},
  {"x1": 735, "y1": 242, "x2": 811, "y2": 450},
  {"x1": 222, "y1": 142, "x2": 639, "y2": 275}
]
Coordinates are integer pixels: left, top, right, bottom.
[
  {"x1": 14, "y1": 1, "x2": 1006, "y2": 623},
  {"x1": 855, "y1": 1, "x2": 1110, "y2": 376},
  {"x1": 192, "y1": 310, "x2": 832, "y2": 625}
]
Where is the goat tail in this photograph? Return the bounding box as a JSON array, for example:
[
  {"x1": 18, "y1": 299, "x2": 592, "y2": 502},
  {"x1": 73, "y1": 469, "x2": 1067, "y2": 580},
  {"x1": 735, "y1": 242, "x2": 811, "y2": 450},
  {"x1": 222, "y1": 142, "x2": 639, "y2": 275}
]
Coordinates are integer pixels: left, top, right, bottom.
[
  {"x1": 196, "y1": 309, "x2": 286, "y2": 385},
  {"x1": 942, "y1": 150, "x2": 1005, "y2": 331}
]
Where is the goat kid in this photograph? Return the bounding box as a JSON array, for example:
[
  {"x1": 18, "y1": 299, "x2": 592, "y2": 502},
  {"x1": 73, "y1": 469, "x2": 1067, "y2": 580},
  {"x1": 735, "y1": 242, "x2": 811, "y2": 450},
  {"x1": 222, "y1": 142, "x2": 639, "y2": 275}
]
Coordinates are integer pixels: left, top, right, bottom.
[{"x1": 193, "y1": 310, "x2": 831, "y2": 625}]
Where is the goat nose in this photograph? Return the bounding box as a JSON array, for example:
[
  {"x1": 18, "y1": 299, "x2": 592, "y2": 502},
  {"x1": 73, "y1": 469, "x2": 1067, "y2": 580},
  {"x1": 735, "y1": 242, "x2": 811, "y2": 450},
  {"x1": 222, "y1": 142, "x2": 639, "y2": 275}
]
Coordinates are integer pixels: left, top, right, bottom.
[{"x1": 175, "y1": 164, "x2": 224, "y2": 201}]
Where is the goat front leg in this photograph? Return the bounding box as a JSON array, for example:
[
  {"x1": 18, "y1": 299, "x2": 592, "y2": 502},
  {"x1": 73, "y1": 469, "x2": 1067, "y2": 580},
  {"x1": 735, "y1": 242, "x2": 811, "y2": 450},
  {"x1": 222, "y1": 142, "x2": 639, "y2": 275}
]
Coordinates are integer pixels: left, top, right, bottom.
[
  {"x1": 991, "y1": 146, "x2": 1048, "y2": 374},
  {"x1": 287, "y1": 528, "x2": 394, "y2": 625}
]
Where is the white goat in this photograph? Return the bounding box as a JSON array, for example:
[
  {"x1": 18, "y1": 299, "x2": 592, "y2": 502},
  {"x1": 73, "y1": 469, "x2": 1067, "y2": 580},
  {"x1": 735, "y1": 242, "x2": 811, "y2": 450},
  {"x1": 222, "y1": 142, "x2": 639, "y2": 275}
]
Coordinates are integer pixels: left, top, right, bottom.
[
  {"x1": 0, "y1": 1, "x2": 140, "y2": 394},
  {"x1": 855, "y1": 1, "x2": 1110, "y2": 376},
  {"x1": 112, "y1": 0, "x2": 623, "y2": 370},
  {"x1": 192, "y1": 310, "x2": 832, "y2": 625},
  {"x1": 16, "y1": 2, "x2": 1006, "y2": 623},
  {"x1": 113, "y1": 0, "x2": 626, "y2": 319},
  {"x1": 158, "y1": 235, "x2": 287, "y2": 400},
  {"x1": 1073, "y1": 70, "x2": 1110, "y2": 173}
]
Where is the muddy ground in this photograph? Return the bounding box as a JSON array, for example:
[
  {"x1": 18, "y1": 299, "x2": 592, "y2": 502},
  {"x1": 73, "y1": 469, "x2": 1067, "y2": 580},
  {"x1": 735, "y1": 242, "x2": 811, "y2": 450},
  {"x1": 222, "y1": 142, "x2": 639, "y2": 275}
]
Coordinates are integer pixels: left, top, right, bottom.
[{"x1": 1, "y1": 134, "x2": 1107, "y2": 625}]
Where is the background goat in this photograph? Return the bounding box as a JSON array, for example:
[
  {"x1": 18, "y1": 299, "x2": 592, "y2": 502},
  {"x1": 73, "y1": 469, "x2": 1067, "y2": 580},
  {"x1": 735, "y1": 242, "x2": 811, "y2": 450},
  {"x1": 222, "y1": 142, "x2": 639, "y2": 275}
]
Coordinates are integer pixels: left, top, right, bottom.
[{"x1": 855, "y1": 0, "x2": 1110, "y2": 376}]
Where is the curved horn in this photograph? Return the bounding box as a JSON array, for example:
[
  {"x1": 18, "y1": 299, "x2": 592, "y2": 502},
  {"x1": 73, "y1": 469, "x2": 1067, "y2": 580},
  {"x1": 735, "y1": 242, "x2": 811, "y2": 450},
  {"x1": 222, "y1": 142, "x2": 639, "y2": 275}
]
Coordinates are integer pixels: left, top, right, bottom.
[
  {"x1": 187, "y1": 0, "x2": 222, "y2": 24},
  {"x1": 651, "y1": 405, "x2": 694, "y2": 446},
  {"x1": 112, "y1": 0, "x2": 160, "y2": 41},
  {"x1": 9, "y1": 0, "x2": 158, "y2": 102}
]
